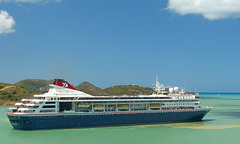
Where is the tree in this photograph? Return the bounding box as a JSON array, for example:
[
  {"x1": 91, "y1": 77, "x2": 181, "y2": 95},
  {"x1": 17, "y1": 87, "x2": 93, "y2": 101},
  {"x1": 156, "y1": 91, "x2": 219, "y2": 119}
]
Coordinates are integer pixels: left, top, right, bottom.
[{"x1": 12, "y1": 90, "x2": 17, "y2": 94}]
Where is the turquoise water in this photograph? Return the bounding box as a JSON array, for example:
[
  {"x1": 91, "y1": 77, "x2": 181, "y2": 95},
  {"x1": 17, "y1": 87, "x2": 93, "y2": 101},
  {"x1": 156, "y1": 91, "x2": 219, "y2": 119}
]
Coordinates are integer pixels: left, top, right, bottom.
[{"x1": 1, "y1": 93, "x2": 240, "y2": 144}]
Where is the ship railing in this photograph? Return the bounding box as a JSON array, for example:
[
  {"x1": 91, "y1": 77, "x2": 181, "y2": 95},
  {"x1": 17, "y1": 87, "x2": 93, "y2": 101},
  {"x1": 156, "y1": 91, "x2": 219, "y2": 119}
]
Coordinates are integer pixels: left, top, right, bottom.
[
  {"x1": 9, "y1": 106, "x2": 18, "y2": 109},
  {"x1": 22, "y1": 101, "x2": 43, "y2": 104},
  {"x1": 13, "y1": 111, "x2": 28, "y2": 114},
  {"x1": 18, "y1": 106, "x2": 39, "y2": 109},
  {"x1": 15, "y1": 103, "x2": 23, "y2": 106}
]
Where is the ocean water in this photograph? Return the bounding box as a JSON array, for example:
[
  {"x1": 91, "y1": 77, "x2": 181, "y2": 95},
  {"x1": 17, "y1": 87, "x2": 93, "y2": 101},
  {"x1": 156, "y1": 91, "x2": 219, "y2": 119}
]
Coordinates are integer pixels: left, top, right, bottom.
[{"x1": 0, "y1": 93, "x2": 240, "y2": 144}]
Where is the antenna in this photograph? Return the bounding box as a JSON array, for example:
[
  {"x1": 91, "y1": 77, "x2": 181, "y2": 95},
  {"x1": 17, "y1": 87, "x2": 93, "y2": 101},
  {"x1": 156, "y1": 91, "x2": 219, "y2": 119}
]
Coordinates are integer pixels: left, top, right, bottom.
[{"x1": 155, "y1": 75, "x2": 161, "y2": 95}]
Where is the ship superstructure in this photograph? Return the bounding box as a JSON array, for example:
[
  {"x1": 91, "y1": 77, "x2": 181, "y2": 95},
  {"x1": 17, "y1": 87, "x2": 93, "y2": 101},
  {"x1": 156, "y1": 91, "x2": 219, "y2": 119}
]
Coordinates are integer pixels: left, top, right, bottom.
[{"x1": 7, "y1": 78, "x2": 212, "y2": 130}]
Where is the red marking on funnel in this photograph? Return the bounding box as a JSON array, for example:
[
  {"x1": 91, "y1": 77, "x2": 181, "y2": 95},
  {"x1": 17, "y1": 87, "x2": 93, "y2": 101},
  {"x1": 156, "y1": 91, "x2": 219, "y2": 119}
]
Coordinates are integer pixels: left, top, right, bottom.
[{"x1": 53, "y1": 79, "x2": 76, "y2": 90}]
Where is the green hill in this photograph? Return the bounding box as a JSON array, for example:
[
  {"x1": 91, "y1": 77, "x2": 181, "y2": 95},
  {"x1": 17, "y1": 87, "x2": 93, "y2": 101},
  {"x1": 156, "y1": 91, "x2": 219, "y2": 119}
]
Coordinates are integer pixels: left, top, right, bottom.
[
  {"x1": 104, "y1": 85, "x2": 153, "y2": 96},
  {"x1": 15, "y1": 79, "x2": 53, "y2": 94},
  {"x1": 0, "y1": 83, "x2": 31, "y2": 105},
  {"x1": 75, "y1": 82, "x2": 110, "y2": 96},
  {"x1": 0, "y1": 79, "x2": 53, "y2": 105},
  {"x1": 75, "y1": 82, "x2": 153, "y2": 96}
]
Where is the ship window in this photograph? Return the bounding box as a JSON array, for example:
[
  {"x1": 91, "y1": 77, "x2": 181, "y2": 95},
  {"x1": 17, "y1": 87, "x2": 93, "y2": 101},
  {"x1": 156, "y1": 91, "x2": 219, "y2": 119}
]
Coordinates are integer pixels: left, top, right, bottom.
[
  {"x1": 46, "y1": 102, "x2": 55, "y2": 104},
  {"x1": 59, "y1": 102, "x2": 72, "y2": 112},
  {"x1": 43, "y1": 105, "x2": 55, "y2": 108}
]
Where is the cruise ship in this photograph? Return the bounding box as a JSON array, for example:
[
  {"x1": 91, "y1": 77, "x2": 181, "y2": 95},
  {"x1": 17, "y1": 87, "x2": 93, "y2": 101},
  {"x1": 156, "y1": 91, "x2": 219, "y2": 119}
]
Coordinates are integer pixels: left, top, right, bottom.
[{"x1": 7, "y1": 78, "x2": 212, "y2": 130}]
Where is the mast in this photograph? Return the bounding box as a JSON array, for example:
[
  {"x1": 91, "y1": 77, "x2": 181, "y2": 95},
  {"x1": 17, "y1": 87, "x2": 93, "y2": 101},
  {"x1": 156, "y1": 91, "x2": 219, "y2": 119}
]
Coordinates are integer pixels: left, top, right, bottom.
[{"x1": 155, "y1": 75, "x2": 160, "y2": 94}]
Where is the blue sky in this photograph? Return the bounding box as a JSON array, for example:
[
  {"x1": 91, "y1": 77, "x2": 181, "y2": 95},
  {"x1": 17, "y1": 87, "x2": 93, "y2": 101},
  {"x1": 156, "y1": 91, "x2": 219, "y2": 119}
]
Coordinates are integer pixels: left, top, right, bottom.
[{"x1": 0, "y1": 0, "x2": 240, "y2": 92}]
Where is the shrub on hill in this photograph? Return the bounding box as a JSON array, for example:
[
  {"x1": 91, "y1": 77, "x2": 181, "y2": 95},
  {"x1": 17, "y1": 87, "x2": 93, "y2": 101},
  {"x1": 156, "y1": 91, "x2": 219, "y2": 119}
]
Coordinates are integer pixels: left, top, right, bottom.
[{"x1": 15, "y1": 79, "x2": 53, "y2": 94}]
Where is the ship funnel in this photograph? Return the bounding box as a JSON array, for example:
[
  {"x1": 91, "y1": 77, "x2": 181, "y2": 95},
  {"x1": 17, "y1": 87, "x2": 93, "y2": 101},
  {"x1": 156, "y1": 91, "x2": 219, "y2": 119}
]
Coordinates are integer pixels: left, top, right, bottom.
[{"x1": 53, "y1": 79, "x2": 77, "y2": 90}]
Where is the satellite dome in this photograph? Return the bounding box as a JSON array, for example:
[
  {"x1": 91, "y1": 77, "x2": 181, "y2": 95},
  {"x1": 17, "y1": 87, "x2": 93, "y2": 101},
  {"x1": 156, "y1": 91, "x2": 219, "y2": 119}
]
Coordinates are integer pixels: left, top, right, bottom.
[
  {"x1": 174, "y1": 87, "x2": 179, "y2": 92},
  {"x1": 169, "y1": 88, "x2": 174, "y2": 93}
]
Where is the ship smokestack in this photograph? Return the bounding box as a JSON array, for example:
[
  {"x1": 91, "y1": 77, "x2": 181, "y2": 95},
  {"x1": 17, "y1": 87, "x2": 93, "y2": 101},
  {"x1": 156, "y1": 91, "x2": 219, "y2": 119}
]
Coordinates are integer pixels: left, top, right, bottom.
[{"x1": 53, "y1": 79, "x2": 77, "y2": 90}]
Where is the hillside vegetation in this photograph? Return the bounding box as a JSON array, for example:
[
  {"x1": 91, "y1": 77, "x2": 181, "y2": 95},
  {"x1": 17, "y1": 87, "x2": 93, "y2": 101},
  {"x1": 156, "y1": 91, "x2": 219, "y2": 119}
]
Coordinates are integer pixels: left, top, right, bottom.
[
  {"x1": 15, "y1": 79, "x2": 53, "y2": 93},
  {"x1": 0, "y1": 83, "x2": 31, "y2": 105},
  {"x1": 75, "y1": 82, "x2": 110, "y2": 96},
  {"x1": 0, "y1": 79, "x2": 154, "y2": 105},
  {"x1": 104, "y1": 85, "x2": 153, "y2": 96}
]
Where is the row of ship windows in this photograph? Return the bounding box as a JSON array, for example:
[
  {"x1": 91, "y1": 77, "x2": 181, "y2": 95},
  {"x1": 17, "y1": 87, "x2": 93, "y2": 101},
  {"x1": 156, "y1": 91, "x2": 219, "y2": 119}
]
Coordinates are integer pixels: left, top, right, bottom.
[
  {"x1": 41, "y1": 97, "x2": 195, "y2": 100},
  {"x1": 77, "y1": 97, "x2": 173, "y2": 100},
  {"x1": 18, "y1": 109, "x2": 55, "y2": 113},
  {"x1": 63, "y1": 110, "x2": 196, "y2": 116},
  {"x1": 36, "y1": 120, "x2": 57, "y2": 122},
  {"x1": 166, "y1": 103, "x2": 195, "y2": 105},
  {"x1": 10, "y1": 120, "x2": 31, "y2": 123},
  {"x1": 35, "y1": 98, "x2": 197, "y2": 102},
  {"x1": 28, "y1": 116, "x2": 58, "y2": 119},
  {"x1": 19, "y1": 104, "x2": 197, "y2": 113},
  {"x1": 76, "y1": 103, "x2": 195, "y2": 107},
  {"x1": 40, "y1": 110, "x2": 55, "y2": 113},
  {"x1": 21, "y1": 101, "x2": 197, "y2": 108},
  {"x1": 29, "y1": 111, "x2": 197, "y2": 119},
  {"x1": 24, "y1": 103, "x2": 195, "y2": 109},
  {"x1": 17, "y1": 105, "x2": 55, "y2": 109},
  {"x1": 87, "y1": 100, "x2": 197, "y2": 103}
]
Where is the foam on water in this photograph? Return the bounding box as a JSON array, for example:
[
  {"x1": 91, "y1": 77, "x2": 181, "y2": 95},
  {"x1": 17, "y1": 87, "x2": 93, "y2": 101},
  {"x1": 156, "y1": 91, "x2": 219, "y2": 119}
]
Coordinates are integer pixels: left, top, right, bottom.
[{"x1": 162, "y1": 123, "x2": 240, "y2": 129}]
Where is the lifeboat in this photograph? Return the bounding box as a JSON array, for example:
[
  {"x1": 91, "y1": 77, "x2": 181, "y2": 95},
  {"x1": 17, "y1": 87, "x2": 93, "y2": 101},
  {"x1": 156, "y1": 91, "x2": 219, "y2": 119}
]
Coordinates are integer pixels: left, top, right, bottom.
[
  {"x1": 117, "y1": 104, "x2": 129, "y2": 109},
  {"x1": 149, "y1": 104, "x2": 160, "y2": 108},
  {"x1": 77, "y1": 102, "x2": 90, "y2": 107},
  {"x1": 93, "y1": 105, "x2": 105, "y2": 110}
]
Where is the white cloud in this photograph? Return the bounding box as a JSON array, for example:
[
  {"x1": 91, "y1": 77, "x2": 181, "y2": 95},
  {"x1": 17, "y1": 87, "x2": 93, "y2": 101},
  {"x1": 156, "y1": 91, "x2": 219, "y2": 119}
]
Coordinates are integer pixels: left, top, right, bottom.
[
  {"x1": 167, "y1": 0, "x2": 240, "y2": 20},
  {"x1": 0, "y1": 10, "x2": 15, "y2": 34}
]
